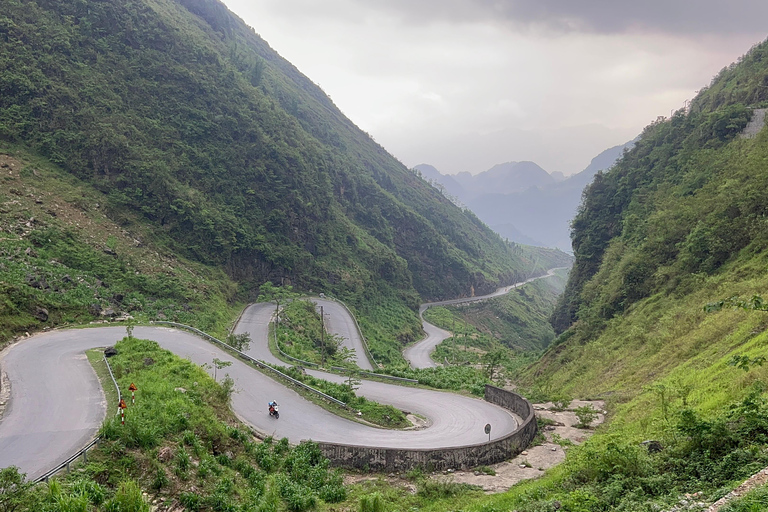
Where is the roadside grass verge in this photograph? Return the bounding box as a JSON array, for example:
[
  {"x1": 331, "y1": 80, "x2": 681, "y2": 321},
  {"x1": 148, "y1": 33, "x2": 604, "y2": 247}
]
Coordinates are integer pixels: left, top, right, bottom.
[{"x1": 17, "y1": 336, "x2": 347, "y2": 511}]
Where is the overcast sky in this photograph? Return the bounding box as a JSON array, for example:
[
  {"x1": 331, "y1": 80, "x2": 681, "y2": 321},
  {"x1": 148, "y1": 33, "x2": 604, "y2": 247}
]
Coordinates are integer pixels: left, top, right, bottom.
[{"x1": 222, "y1": 1, "x2": 766, "y2": 175}]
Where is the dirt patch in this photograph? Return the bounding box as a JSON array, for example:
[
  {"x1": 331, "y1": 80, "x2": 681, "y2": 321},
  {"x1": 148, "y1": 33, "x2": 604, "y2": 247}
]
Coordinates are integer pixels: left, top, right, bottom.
[
  {"x1": 445, "y1": 399, "x2": 606, "y2": 493},
  {"x1": 705, "y1": 466, "x2": 768, "y2": 511},
  {"x1": 404, "y1": 414, "x2": 431, "y2": 430}
]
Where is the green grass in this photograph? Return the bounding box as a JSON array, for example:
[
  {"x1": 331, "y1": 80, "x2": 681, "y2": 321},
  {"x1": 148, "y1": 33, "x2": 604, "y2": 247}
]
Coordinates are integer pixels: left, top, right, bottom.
[
  {"x1": 721, "y1": 485, "x2": 768, "y2": 511},
  {"x1": 13, "y1": 336, "x2": 349, "y2": 512},
  {"x1": 0, "y1": 145, "x2": 243, "y2": 348},
  {"x1": 440, "y1": 248, "x2": 768, "y2": 511}
]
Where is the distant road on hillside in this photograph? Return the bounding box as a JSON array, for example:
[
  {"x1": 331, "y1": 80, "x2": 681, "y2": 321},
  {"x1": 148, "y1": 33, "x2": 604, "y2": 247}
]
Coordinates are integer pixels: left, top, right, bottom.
[{"x1": 404, "y1": 268, "x2": 566, "y2": 369}]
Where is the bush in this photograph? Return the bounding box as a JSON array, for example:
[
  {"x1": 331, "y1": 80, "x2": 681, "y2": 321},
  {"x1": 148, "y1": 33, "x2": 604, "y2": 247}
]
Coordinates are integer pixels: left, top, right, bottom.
[
  {"x1": 359, "y1": 492, "x2": 385, "y2": 512},
  {"x1": 573, "y1": 405, "x2": 598, "y2": 428},
  {"x1": 416, "y1": 478, "x2": 481, "y2": 499},
  {"x1": 0, "y1": 466, "x2": 35, "y2": 512},
  {"x1": 104, "y1": 480, "x2": 150, "y2": 512},
  {"x1": 277, "y1": 475, "x2": 317, "y2": 512}
]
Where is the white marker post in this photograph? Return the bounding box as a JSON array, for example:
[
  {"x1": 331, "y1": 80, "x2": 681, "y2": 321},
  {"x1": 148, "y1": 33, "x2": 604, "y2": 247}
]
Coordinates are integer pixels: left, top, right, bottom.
[{"x1": 119, "y1": 398, "x2": 127, "y2": 425}]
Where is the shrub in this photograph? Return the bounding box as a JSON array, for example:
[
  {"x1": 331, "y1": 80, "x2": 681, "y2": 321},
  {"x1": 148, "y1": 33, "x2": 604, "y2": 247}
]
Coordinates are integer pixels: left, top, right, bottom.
[
  {"x1": 416, "y1": 478, "x2": 481, "y2": 499},
  {"x1": 0, "y1": 466, "x2": 35, "y2": 512},
  {"x1": 551, "y1": 396, "x2": 571, "y2": 412},
  {"x1": 359, "y1": 492, "x2": 385, "y2": 512},
  {"x1": 574, "y1": 405, "x2": 598, "y2": 429},
  {"x1": 103, "y1": 480, "x2": 150, "y2": 512}
]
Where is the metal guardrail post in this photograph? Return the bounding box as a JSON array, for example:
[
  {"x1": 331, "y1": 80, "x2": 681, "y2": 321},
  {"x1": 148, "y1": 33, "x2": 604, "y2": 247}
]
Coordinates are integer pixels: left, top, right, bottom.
[{"x1": 104, "y1": 353, "x2": 121, "y2": 403}]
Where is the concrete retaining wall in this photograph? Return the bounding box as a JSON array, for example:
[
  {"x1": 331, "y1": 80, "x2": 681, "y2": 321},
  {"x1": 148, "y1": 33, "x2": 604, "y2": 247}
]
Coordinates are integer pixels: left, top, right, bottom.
[{"x1": 318, "y1": 385, "x2": 537, "y2": 471}]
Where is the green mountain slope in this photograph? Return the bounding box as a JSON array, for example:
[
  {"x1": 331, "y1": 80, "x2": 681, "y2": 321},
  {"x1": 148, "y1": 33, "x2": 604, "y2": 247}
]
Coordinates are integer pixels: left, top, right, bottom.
[
  {"x1": 551, "y1": 42, "x2": 768, "y2": 335},
  {"x1": 0, "y1": 0, "x2": 569, "y2": 355},
  {"x1": 542, "y1": 39, "x2": 768, "y2": 393},
  {"x1": 0, "y1": 0, "x2": 563, "y2": 301},
  {"x1": 457, "y1": 40, "x2": 768, "y2": 512}
]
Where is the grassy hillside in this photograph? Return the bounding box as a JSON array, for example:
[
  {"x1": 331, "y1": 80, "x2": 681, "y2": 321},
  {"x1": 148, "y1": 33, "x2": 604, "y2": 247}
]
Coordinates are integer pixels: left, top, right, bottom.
[
  {"x1": 550, "y1": 43, "x2": 768, "y2": 333},
  {"x1": 477, "y1": 39, "x2": 768, "y2": 511},
  {"x1": 0, "y1": 148, "x2": 242, "y2": 345},
  {"x1": 0, "y1": 0, "x2": 565, "y2": 315}
]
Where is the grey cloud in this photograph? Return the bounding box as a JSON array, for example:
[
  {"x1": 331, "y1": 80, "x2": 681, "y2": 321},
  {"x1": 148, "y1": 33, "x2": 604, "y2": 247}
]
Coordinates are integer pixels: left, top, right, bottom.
[{"x1": 364, "y1": 0, "x2": 768, "y2": 35}]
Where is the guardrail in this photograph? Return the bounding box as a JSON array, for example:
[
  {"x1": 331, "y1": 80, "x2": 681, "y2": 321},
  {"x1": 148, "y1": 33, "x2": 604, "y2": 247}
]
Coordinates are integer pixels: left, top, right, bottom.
[
  {"x1": 328, "y1": 366, "x2": 418, "y2": 383},
  {"x1": 273, "y1": 336, "x2": 320, "y2": 369},
  {"x1": 318, "y1": 385, "x2": 538, "y2": 471},
  {"x1": 151, "y1": 321, "x2": 347, "y2": 408},
  {"x1": 33, "y1": 353, "x2": 121, "y2": 483},
  {"x1": 252, "y1": 304, "x2": 418, "y2": 384},
  {"x1": 34, "y1": 437, "x2": 101, "y2": 483},
  {"x1": 104, "y1": 353, "x2": 121, "y2": 403}
]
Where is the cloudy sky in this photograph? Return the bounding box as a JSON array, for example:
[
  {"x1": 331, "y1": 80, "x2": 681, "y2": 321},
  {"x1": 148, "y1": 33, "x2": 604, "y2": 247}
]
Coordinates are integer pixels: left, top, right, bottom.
[{"x1": 222, "y1": 1, "x2": 766, "y2": 176}]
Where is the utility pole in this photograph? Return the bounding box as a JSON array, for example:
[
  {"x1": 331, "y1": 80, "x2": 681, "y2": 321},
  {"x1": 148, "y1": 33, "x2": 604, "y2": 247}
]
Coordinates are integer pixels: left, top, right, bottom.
[
  {"x1": 464, "y1": 320, "x2": 468, "y2": 359},
  {"x1": 320, "y1": 305, "x2": 325, "y2": 365},
  {"x1": 452, "y1": 317, "x2": 456, "y2": 364}
]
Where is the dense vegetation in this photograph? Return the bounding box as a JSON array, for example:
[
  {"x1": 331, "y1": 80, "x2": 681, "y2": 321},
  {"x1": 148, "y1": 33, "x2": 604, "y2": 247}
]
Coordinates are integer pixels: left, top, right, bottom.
[
  {"x1": 551, "y1": 41, "x2": 768, "y2": 334},
  {"x1": 471, "y1": 385, "x2": 768, "y2": 511},
  {"x1": 485, "y1": 38, "x2": 768, "y2": 511},
  {"x1": 0, "y1": 150, "x2": 241, "y2": 346},
  {"x1": 0, "y1": 0, "x2": 565, "y2": 316},
  {"x1": 437, "y1": 269, "x2": 568, "y2": 353}
]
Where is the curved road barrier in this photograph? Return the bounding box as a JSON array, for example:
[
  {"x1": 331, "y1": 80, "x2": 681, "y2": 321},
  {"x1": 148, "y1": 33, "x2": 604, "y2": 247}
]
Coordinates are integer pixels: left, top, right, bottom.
[{"x1": 318, "y1": 385, "x2": 536, "y2": 471}]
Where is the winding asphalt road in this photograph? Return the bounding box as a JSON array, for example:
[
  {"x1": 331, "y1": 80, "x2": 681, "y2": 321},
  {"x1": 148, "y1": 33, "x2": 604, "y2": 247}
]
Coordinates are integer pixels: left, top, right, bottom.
[
  {"x1": 0, "y1": 306, "x2": 517, "y2": 480},
  {"x1": 404, "y1": 268, "x2": 565, "y2": 369}
]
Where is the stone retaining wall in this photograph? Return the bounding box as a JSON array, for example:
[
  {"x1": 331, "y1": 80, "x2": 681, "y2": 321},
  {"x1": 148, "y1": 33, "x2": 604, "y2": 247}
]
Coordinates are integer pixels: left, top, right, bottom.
[{"x1": 318, "y1": 385, "x2": 537, "y2": 471}]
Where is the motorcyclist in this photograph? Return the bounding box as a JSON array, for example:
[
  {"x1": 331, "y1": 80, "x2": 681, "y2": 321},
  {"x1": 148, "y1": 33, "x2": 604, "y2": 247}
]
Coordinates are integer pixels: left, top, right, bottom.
[{"x1": 268, "y1": 400, "x2": 278, "y2": 415}]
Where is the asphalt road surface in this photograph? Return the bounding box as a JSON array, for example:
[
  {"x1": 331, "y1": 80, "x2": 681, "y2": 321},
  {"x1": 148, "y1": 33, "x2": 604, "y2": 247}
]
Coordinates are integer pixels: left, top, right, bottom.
[
  {"x1": 1, "y1": 312, "x2": 517, "y2": 480},
  {"x1": 404, "y1": 268, "x2": 565, "y2": 369}
]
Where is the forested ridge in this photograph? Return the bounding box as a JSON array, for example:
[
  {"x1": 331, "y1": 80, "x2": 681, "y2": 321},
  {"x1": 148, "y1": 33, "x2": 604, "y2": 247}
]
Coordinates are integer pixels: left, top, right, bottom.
[
  {"x1": 0, "y1": 0, "x2": 569, "y2": 347},
  {"x1": 462, "y1": 39, "x2": 768, "y2": 511},
  {"x1": 551, "y1": 39, "x2": 768, "y2": 337}
]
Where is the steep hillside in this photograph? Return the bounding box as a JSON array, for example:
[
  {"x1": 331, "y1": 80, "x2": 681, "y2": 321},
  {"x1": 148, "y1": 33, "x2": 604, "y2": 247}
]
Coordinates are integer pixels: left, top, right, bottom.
[
  {"x1": 0, "y1": 150, "x2": 241, "y2": 344},
  {"x1": 0, "y1": 0, "x2": 568, "y2": 339},
  {"x1": 0, "y1": 0, "x2": 543, "y2": 297},
  {"x1": 550, "y1": 44, "x2": 768, "y2": 334},
  {"x1": 459, "y1": 40, "x2": 768, "y2": 512},
  {"x1": 544, "y1": 40, "x2": 768, "y2": 386}
]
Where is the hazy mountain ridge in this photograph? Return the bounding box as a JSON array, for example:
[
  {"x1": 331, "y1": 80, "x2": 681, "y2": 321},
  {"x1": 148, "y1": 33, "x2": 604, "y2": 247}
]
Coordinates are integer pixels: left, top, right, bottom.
[{"x1": 416, "y1": 140, "x2": 634, "y2": 251}]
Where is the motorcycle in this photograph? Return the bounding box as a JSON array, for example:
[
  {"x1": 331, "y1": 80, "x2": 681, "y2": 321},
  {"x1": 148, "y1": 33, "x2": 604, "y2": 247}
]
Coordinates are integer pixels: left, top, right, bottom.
[{"x1": 268, "y1": 402, "x2": 279, "y2": 419}]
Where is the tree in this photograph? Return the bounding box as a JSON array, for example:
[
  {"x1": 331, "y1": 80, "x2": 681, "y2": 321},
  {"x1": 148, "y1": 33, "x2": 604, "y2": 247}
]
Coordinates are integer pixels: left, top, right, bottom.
[
  {"x1": 0, "y1": 467, "x2": 34, "y2": 512},
  {"x1": 481, "y1": 349, "x2": 507, "y2": 380},
  {"x1": 226, "y1": 332, "x2": 251, "y2": 352},
  {"x1": 335, "y1": 346, "x2": 361, "y2": 395},
  {"x1": 212, "y1": 358, "x2": 232, "y2": 381},
  {"x1": 707, "y1": 295, "x2": 768, "y2": 372},
  {"x1": 574, "y1": 405, "x2": 599, "y2": 429}
]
